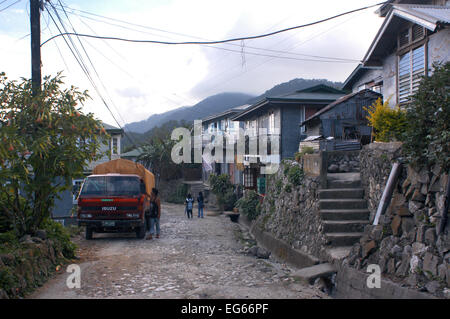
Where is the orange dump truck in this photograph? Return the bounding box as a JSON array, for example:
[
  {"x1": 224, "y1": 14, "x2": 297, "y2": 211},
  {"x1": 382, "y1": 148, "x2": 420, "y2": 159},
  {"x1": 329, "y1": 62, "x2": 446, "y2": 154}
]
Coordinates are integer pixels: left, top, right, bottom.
[{"x1": 76, "y1": 159, "x2": 155, "y2": 239}]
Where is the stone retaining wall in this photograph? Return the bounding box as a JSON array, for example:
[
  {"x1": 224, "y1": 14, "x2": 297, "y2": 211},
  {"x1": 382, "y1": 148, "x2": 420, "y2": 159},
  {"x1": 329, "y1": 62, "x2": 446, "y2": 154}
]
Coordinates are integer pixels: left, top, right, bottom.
[
  {"x1": 343, "y1": 142, "x2": 449, "y2": 298},
  {"x1": 326, "y1": 150, "x2": 360, "y2": 173},
  {"x1": 254, "y1": 160, "x2": 329, "y2": 261}
]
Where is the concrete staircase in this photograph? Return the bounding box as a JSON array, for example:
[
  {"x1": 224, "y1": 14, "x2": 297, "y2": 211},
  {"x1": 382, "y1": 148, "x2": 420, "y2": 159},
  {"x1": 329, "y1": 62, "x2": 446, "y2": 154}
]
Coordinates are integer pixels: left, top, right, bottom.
[{"x1": 319, "y1": 173, "x2": 369, "y2": 260}]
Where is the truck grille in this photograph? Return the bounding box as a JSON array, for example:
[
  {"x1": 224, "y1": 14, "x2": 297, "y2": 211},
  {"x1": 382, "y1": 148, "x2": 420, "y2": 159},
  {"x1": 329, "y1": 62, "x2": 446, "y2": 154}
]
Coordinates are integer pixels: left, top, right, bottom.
[{"x1": 81, "y1": 206, "x2": 138, "y2": 211}]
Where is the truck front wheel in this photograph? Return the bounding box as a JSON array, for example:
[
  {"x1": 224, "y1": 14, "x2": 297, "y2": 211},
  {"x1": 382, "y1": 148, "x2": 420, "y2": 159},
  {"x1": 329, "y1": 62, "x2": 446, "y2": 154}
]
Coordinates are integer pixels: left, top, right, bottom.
[
  {"x1": 85, "y1": 227, "x2": 93, "y2": 240},
  {"x1": 136, "y1": 220, "x2": 146, "y2": 239}
]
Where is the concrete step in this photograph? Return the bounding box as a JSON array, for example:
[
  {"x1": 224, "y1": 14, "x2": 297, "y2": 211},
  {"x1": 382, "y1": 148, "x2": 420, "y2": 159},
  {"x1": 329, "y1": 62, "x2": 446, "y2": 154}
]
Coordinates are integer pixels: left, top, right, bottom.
[
  {"x1": 327, "y1": 179, "x2": 361, "y2": 189},
  {"x1": 321, "y1": 209, "x2": 370, "y2": 221},
  {"x1": 319, "y1": 188, "x2": 364, "y2": 199},
  {"x1": 323, "y1": 220, "x2": 369, "y2": 233},
  {"x1": 319, "y1": 199, "x2": 367, "y2": 210},
  {"x1": 291, "y1": 263, "x2": 336, "y2": 285},
  {"x1": 325, "y1": 232, "x2": 363, "y2": 246},
  {"x1": 325, "y1": 246, "x2": 353, "y2": 261}
]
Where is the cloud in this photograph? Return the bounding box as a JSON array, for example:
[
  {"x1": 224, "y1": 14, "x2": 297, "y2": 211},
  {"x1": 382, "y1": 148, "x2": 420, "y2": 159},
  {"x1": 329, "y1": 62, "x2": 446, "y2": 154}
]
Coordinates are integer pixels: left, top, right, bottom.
[{"x1": 0, "y1": 0, "x2": 384, "y2": 125}]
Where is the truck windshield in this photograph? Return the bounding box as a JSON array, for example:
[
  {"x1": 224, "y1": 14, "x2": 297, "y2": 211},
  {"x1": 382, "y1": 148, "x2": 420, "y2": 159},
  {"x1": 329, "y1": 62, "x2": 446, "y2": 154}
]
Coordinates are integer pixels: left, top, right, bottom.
[{"x1": 80, "y1": 176, "x2": 141, "y2": 196}]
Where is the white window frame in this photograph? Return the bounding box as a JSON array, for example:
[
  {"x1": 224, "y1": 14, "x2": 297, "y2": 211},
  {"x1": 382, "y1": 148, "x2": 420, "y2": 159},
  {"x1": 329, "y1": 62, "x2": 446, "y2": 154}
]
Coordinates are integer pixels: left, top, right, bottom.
[
  {"x1": 268, "y1": 111, "x2": 275, "y2": 134},
  {"x1": 300, "y1": 106, "x2": 306, "y2": 134},
  {"x1": 398, "y1": 44, "x2": 426, "y2": 104}
]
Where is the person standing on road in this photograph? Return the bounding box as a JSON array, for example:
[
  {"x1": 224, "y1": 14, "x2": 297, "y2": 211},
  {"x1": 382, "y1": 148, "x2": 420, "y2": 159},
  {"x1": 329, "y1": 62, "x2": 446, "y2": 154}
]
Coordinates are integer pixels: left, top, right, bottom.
[
  {"x1": 146, "y1": 188, "x2": 161, "y2": 240},
  {"x1": 197, "y1": 192, "x2": 204, "y2": 218},
  {"x1": 185, "y1": 193, "x2": 194, "y2": 219}
]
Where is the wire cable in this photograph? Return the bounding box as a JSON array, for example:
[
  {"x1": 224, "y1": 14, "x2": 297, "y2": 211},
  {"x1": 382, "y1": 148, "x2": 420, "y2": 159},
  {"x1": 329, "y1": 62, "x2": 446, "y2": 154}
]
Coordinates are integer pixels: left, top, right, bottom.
[
  {"x1": 41, "y1": 2, "x2": 387, "y2": 47},
  {"x1": 45, "y1": 4, "x2": 140, "y2": 149},
  {"x1": 0, "y1": 0, "x2": 21, "y2": 13},
  {"x1": 54, "y1": 4, "x2": 360, "y2": 63}
]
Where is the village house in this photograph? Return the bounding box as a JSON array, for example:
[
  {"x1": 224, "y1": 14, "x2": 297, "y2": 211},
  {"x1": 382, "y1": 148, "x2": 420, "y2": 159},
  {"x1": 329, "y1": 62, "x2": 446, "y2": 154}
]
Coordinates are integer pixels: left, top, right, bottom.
[
  {"x1": 230, "y1": 85, "x2": 346, "y2": 192},
  {"x1": 342, "y1": 0, "x2": 450, "y2": 105},
  {"x1": 51, "y1": 122, "x2": 124, "y2": 225},
  {"x1": 300, "y1": 89, "x2": 382, "y2": 151},
  {"x1": 201, "y1": 104, "x2": 250, "y2": 186}
]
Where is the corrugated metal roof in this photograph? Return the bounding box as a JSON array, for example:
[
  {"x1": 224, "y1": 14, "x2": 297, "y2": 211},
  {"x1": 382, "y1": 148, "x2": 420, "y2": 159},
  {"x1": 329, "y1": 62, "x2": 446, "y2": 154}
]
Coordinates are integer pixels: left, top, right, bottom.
[
  {"x1": 231, "y1": 85, "x2": 346, "y2": 121},
  {"x1": 101, "y1": 122, "x2": 122, "y2": 131},
  {"x1": 269, "y1": 92, "x2": 345, "y2": 101},
  {"x1": 363, "y1": 5, "x2": 450, "y2": 63},
  {"x1": 201, "y1": 104, "x2": 251, "y2": 123},
  {"x1": 394, "y1": 4, "x2": 450, "y2": 26},
  {"x1": 121, "y1": 148, "x2": 144, "y2": 157}
]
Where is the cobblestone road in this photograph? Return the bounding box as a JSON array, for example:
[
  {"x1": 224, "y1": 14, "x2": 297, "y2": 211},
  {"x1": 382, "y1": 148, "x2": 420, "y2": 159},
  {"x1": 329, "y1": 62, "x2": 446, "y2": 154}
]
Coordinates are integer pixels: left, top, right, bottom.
[{"x1": 29, "y1": 203, "x2": 328, "y2": 299}]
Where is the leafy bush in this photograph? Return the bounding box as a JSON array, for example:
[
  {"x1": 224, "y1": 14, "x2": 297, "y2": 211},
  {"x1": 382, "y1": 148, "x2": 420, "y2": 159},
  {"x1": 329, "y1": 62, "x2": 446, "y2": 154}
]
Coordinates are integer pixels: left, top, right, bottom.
[
  {"x1": 222, "y1": 190, "x2": 237, "y2": 211},
  {"x1": 0, "y1": 231, "x2": 17, "y2": 245},
  {"x1": 402, "y1": 62, "x2": 450, "y2": 170},
  {"x1": 41, "y1": 219, "x2": 77, "y2": 259},
  {"x1": 284, "y1": 184, "x2": 292, "y2": 193},
  {"x1": 235, "y1": 190, "x2": 261, "y2": 221},
  {"x1": 295, "y1": 146, "x2": 314, "y2": 162},
  {"x1": 364, "y1": 97, "x2": 407, "y2": 142},
  {"x1": 275, "y1": 179, "x2": 283, "y2": 194},
  {"x1": 209, "y1": 174, "x2": 236, "y2": 210},
  {"x1": 287, "y1": 165, "x2": 304, "y2": 186}
]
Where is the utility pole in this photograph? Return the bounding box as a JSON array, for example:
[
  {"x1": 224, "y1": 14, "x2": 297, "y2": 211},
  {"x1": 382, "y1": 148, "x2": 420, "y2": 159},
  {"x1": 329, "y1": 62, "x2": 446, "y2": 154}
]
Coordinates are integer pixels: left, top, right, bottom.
[{"x1": 30, "y1": 0, "x2": 42, "y2": 96}]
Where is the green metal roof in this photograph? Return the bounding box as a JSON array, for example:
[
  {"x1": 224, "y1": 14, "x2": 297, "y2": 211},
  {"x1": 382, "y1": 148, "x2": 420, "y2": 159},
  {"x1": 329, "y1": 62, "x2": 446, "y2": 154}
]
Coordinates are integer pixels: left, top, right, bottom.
[
  {"x1": 231, "y1": 85, "x2": 346, "y2": 121},
  {"x1": 101, "y1": 122, "x2": 123, "y2": 134},
  {"x1": 121, "y1": 148, "x2": 143, "y2": 158}
]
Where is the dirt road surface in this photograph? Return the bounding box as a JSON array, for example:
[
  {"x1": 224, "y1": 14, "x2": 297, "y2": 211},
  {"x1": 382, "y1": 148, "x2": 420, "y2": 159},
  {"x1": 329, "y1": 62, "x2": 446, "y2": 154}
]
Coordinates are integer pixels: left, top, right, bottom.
[{"x1": 29, "y1": 203, "x2": 329, "y2": 299}]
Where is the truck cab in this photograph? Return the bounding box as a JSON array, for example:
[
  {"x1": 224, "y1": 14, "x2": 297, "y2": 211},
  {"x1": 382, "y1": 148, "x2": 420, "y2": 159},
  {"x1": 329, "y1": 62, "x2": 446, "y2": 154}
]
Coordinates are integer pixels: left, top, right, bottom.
[{"x1": 77, "y1": 174, "x2": 150, "y2": 239}]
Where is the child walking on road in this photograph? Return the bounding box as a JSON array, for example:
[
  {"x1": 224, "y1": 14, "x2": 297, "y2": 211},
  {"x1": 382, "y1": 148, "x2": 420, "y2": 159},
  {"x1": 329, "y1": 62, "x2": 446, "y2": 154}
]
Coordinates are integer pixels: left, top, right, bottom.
[{"x1": 185, "y1": 193, "x2": 194, "y2": 219}]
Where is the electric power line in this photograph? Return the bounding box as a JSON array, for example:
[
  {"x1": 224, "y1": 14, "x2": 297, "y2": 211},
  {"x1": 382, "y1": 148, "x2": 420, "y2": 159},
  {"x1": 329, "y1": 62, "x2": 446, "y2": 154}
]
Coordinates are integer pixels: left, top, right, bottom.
[
  {"x1": 53, "y1": 4, "x2": 360, "y2": 63},
  {"x1": 0, "y1": 0, "x2": 21, "y2": 13},
  {"x1": 41, "y1": 2, "x2": 387, "y2": 47},
  {"x1": 44, "y1": 3, "x2": 140, "y2": 149}
]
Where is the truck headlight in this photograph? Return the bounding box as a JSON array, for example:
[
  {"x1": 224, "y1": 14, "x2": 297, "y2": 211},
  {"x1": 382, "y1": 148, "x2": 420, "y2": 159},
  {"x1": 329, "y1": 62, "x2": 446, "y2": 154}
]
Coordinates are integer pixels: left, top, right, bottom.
[
  {"x1": 80, "y1": 214, "x2": 92, "y2": 218},
  {"x1": 126, "y1": 213, "x2": 139, "y2": 218}
]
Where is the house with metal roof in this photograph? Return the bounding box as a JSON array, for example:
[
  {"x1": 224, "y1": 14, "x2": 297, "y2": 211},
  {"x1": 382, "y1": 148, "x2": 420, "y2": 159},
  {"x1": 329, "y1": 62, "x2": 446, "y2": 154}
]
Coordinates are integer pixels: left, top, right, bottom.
[
  {"x1": 201, "y1": 104, "x2": 251, "y2": 186},
  {"x1": 230, "y1": 85, "x2": 346, "y2": 191},
  {"x1": 52, "y1": 122, "x2": 124, "y2": 224},
  {"x1": 301, "y1": 89, "x2": 382, "y2": 151},
  {"x1": 342, "y1": 0, "x2": 450, "y2": 106}
]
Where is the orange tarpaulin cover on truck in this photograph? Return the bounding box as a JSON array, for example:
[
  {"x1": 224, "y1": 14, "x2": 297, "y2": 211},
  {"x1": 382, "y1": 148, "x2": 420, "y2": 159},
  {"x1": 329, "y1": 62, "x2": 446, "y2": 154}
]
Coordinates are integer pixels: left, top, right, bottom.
[{"x1": 92, "y1": 158, "x2": 155, "y2": 196}]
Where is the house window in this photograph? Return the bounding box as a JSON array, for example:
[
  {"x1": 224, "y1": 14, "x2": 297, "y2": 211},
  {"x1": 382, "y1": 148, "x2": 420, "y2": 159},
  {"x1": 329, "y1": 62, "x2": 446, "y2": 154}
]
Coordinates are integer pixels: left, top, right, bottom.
[
  {"x1": 244, "y1": 168, "x2": 254, "y2": 188},
  {"x1": 300, "y1": 106, "x2": 306, "y2": 133},
  {"x1": 398, "y1": 45, "x2": 425, "y2": 103},
  {"x1": 112, "y1": 137, "x2": 118, "y2": 155},
  {"x1": 268, "y1": 112, "x2": 275, "y2": 134}
]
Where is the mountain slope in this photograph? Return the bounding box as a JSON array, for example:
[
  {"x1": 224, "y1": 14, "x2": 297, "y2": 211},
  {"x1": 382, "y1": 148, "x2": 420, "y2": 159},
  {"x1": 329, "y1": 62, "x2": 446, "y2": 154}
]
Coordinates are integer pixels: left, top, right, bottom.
[{"x1": 124, "y1": 92, "x2": 254, "y2": 134}]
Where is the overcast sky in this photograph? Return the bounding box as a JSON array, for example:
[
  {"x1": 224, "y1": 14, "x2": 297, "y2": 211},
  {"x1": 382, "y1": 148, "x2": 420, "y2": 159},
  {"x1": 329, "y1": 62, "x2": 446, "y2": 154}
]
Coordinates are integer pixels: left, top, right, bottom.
[{"x1": 0, "y1": 0, "x2": 385, "y2": 127}]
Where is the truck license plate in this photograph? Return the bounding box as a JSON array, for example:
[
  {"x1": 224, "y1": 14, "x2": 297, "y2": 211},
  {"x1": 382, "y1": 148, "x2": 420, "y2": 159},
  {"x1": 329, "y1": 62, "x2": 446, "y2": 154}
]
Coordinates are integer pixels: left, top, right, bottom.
[{"x1": 102, "y1": 221, "x2": 115, "y2": 227}]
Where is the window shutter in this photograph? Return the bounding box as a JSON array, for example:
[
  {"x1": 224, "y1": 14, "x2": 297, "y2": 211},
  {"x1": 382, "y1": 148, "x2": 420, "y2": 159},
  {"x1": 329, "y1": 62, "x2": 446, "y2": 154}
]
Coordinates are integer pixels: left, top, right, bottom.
[
  {"x1": 398, "y1": 51, "x2": 411, "y2": 103},
  {"x1": 411, "y1": 46, "x2": 425, "y2": 93},
  {"x1": 399, "y1": 29, "x2": 409, "y2": 48},
  {"x1": 412, "y1": 25, "x2": 424, "y2": 41}
]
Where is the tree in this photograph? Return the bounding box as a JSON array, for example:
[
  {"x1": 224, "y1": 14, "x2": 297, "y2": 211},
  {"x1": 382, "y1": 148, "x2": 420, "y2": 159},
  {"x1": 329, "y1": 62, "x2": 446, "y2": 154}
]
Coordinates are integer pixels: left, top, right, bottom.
[
  {"x1": 137, "y1": 120, "x2": 192, "y2": 185},
  {"x1": 0, "y1": 72, "x2": 108, "y2": 237},
  {"x1": 402, "y1": 62, "x2": 450, "y2": 170},
  {"x1": 138, "y1": 137, "x2": 177, "y2": 186}
]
